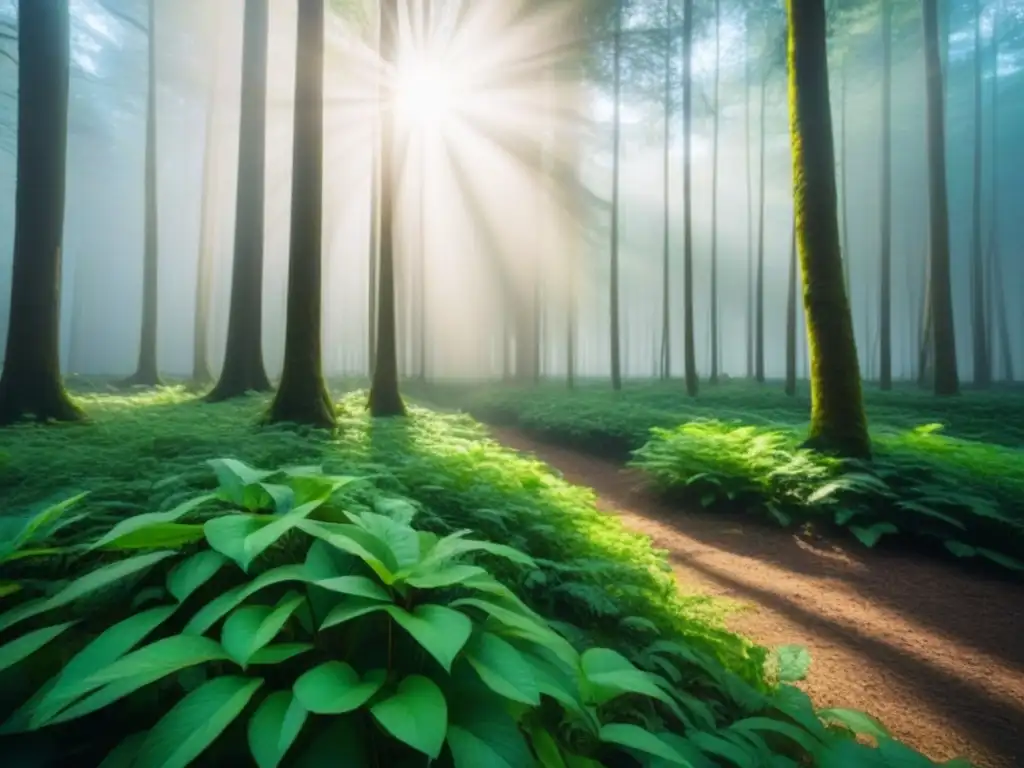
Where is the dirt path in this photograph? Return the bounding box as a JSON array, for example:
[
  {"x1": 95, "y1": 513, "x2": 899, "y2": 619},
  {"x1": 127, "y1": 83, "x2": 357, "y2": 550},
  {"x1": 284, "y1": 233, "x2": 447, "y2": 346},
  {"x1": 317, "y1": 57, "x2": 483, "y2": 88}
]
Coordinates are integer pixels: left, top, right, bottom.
[{"x1": 491, "y1": 427, "x2": 1024, "y2": 768}]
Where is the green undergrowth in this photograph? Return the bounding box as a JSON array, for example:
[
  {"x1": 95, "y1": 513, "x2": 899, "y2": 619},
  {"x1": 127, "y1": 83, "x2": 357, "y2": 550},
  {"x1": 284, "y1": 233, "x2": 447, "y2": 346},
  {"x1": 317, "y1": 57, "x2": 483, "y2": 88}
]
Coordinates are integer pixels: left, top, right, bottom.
[
  {"x1": 0, "y1": 388, "x2": 965, "y2": 766},
  {"x1": 436, "y1": 382, "x2": 1024, "y2": 574}
]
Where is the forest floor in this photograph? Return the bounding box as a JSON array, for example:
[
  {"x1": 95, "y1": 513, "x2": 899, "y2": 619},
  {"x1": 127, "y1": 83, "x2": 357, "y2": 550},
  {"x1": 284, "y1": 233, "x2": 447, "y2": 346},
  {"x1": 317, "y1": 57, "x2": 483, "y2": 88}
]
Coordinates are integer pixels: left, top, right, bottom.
[{"x1": 491, "y1": 426, "x2": 1024, "y2": 768}]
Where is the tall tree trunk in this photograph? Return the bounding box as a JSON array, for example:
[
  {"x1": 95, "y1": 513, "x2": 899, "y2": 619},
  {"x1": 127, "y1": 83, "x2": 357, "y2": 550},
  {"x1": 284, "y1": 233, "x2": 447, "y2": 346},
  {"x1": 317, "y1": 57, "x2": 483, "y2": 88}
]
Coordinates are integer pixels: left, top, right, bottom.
[
  {"x1": 879, "y1": 0, "x2": 892, "y2": 390},
  {"x1": 787, "y1": 0, "x2": 870, "y2": 458},
  {"x1": 840, "y1": 55, "x2": 850, "y2": 292},
  {"x1": 745, "y1": 12, "x2": 754, "y2": 379},
  {"x1": 989, "y1": 7, "x2": 1013, "y2": 382},
  {"x1": 609, "y1": 0, "x2": 623, "y2": 390},
  {"x1": 682, "y1": 0, "x2": 698, "y2": 396},
  {"x1": 785, "y1": 221, "x2": 797, "y2": 396},
  {"x1": 368, "y1": 0, "x2": 406, "y2": 416},
  {"x1": 969, "y1": 0, "x2": 989, "y2": 387},
  {"x1": 367, "y1": 26, "x2": 380, "y2": 377},
  {"x1": 267, "y1": 0, "x2": 333, "y2": 426},
  {"x1": 923, "y1": 0, "x2": 959, "y2": 396},
  {"x1": 0, "y1": 0, "x2": 83, "y2": 425},
  {"x1": 124, "y1": 0, "x2": 162, "y2": 387},
  {"x1": 660, "y1": 0, "x2": 672, "y2": 381},
  {"x1": 709, "y1": 0, "x2": 721, "y2": 384},
  {"x1": 754, "y1": 30, "x2": 767, "y2": 384},
  {"x1": 207, "y1": 0, "x2": 272, "y2": 401},
  {"x1": 917, "y1": 243, "x2": 933, "y2": 386}
]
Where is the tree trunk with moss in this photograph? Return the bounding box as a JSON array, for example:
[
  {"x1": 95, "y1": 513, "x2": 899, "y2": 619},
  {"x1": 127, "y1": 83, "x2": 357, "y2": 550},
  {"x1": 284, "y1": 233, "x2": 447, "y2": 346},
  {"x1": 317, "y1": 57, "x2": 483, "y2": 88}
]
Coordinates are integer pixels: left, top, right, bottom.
[
  {"x1": 207, "y1": 0, "x2": 272, "y2": 402},
  {"x1": 267, "y1": 0, "x2": 334, "y2": 427},
  {"x1": 785, "y1": 222, "x2": 797, "y2": 397},
  {"x1": 922, "y1": 0, "x2": 959, "y2": 396},
  {"x1": 0, "y1": 0, "x2": 83, "y2": 425},
  {"x1": 786, "y1": 0, "x2": 870, "y2": 458},
  {"x1": 368, "y1": 0, "x2": 406, "y2": 417},
  {"x1": 123, "y1": 0, "x2": 162, "y2": 388}
]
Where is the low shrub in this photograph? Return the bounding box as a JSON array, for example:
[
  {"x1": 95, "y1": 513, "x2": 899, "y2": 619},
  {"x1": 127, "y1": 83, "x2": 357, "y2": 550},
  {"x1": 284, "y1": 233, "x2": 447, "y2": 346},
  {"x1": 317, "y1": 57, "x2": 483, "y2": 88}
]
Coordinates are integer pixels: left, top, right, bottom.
[{"x1": 0, "y1": 460, "x2": 965, "y2": 766}]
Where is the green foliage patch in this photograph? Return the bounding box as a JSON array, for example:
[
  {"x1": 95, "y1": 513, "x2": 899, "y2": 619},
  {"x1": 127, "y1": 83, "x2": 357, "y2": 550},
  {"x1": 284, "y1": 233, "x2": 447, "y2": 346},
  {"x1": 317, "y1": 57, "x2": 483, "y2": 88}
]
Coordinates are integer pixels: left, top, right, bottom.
[{"x1": 439, "y1": 381, "x2": 1024, "y2": 572}]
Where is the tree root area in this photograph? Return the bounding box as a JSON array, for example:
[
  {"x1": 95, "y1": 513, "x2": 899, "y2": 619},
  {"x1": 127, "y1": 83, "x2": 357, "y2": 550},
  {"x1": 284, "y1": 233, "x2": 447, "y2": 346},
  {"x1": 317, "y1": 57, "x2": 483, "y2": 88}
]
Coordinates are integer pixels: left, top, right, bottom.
[{"x1": 491, "y1": 427, "x2": 1024, "y2": 768}]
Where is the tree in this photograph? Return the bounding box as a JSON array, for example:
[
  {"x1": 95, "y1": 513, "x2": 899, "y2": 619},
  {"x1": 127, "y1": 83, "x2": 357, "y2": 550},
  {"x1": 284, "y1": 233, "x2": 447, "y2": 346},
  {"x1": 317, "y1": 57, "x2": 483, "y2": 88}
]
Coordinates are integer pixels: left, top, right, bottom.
[
  {"x1": 660, "y1": 0, "x2": 672, "y2": 380},
  {"x1": 609, "y1": 0, "x2": 623, "y2": 391},
  {"x1": 368, "y1": 0, "x2": 406, "y2": 417},
  {"x1": 754, "y1": 12, "x2": 768, "y2": 385},
  {"x1": 266, "y1": 0, "x2": 334, "y2": 427},
  {"x1": 0, "y1": 0, "x2": 84, "y2": 425},
  {"x1": 879, "y1": 0, "x2": 893, "y2": 390},
  {"x1": 922, "y1": 0, "x2": 959, "y2": 396},
  {"x1": 207, "y1": 0, "x2": 273, "y2": 402},
  {"x1": 122, "y1": 0, "x2": 162, "y2": 388},
  {"x1": 787, "y1": 0, "x2": 870, "y2": 457},
  {"x1": 969, "y1": 0, "x2": 989, "y2": 387},
  {"x1": 681, "y1": 0, "x2": 698, "y2": 397},
  {"x1": 785, "y1": 221, "x2": 798, "y2": 397},
  {"x1": 708, "y1": 0, "x2": 721, "y2": 385}
]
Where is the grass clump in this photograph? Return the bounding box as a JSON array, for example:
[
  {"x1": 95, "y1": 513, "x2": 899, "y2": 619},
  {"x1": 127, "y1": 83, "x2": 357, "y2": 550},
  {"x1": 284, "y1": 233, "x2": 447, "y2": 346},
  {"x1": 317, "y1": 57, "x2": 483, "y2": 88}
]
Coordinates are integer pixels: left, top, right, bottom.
[
  {"x1": 434, "y1": 381, "x2": 1024, "y2": 573},
  {"x1": 0, "y1": 442, "x2": 967, "y2": 765}
]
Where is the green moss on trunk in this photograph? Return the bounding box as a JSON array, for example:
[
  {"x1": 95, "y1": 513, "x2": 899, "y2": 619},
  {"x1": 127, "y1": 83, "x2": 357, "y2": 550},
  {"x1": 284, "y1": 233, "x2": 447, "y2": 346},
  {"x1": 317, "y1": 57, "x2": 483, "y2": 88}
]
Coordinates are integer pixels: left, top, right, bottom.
[{"x1": 787, "y1": 0, "x2": 870, "y2": 459}]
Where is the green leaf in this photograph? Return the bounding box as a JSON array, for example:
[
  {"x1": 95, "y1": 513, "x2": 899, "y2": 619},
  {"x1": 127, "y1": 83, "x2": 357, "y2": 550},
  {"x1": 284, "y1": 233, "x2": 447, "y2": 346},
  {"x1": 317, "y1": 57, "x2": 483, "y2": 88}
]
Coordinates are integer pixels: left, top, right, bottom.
[
  {"x1": 976, "y1": 548, "x2": 1024, "y2": 571},
  {"x1": 167, "y1": 550, "x2": 229, "y2": 602},
  {"x1": 204, "y1": 515, "x2": 270, "y2": 569},
  {"x1": 13, "y1": 492, "x2": 89, "y2": 551},
  {"x1": 0, "y1": 621, "x2": 76, "y2": 675},
  {"x1": 451, "y1": 598, "x2": 577, "y2": 667},
  {"x1": 730, "y1": 716, "x2": 824, "y2": 753},
  {"x1": 351, "y1": 512, "x2": 422, "y2": 569},
  {"x1": 774, "y1": 645, "x2": 811, "y2": 683},
  {"x1": 0, "y1": 550, "x2": 176, "y2": 634},
  {"x1": 385, "y1": 604, "x2": 473, "y2": 672},
  {"x1": 101, "y1": 523, "x2": 207, "y2": 550},
  {"x1": 314, "y1": 575, "x2": 392, "y2": 602},
  {"x1": 598, "y1": 723, "x2": 688, "y2": 764},
  {"x1": 292, "y1": 716, "x2": 370, "y2": 767},
  {"x1": 849, "y1": 522, "x2": 898, "y2": 548},
  {"x1": 689, "y1": 731, "x2": 757, "y2": 765},
  {"x1": 208, "y1": 458, "x2": 275, "y2": 507},
  {"x1": 818, "y1": 707, "x2": 891, "y2": 740},
  {"x1": 259, "y1": 483, "x2": 296, "y2": 515},
  {"x1": 248, "y1": 691, "x2": 307, "y2": 768},
  {"x1": 464, "y1": 631, "x2": 540, "y2": 705},
  {"x1": 943, "y1": 540, "x2": 977, "y2": 558},
  {"x1": 403, "y1": 564, "x2": 488, "y2": 590},
  {"x1": 133, "y1": 675, "x2": 263, "y2": 768},
  {"x1": 99, "y1": 732, "x2": 147, "y2": 768},
  {"x1": 527, "y1": 726, "x2": 566, "y2": 768},
  {"x1": 185, "y1": 565, "x2": 312, "y2": 635},
  {"x1": 418, "y1": 532, "x2": 535, "y2": 570},
  {"x1": 297, "y1": 519, "x2": 396, "y2": 584},
  {"x1": 319, "y1": 598, "x2": 390, "y2": 630},
  {"x1": 91, "y1": 494, "x2": 217, "y2": 550},
  {"x1": 374, "y1": 496, "x2": 418, "y2": 525},
  {"x1": 293, "y1": 662, "x2": 386, "y2": 714},
  {"x1": 894, "y1": 501, "x2": 966, "y2": 530},
  {"x1": 249, "y1": 644, "x2": 315, "y2": 665},
  {"x1": 221, "y1": 593, "x2": 305, "y2": 666},
  {"x1": 580, "y1": 647, "x2": 668, "y2": 705},
  {"x1": 242, "y1": 497, "x2": 329, "y2": 569},
  {"x1": 371, "y1": 675, "x2": 447, "y2": 759}
]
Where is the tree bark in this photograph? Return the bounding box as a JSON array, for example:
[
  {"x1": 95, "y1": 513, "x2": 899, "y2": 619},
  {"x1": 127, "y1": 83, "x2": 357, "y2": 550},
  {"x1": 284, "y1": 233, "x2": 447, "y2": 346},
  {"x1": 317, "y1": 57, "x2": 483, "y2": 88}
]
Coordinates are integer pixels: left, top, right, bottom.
[
  {"x1": 609, "y1": 0, "x2": 623, "y2": 391},
  {"x1": 368, "y1": 0, "x2": 406, "y2": 417},
  {"x1": 969, "y1": 0, "x2": 989, "y2": 387},
  {"x1": 682, "y1": 0, "x2": 698, "y2": 396},
  {"x1": 923, "y1": 0, "x2": 959, "y2": 396},
  {"x1": 709, "y1": 0, "x2": 720, "y2": 384},
  {"x1": 754, "y1": 24, "x2": 767, "y2": 385},
  {"x1": 207, "y1": 0, "x2": 272, "y2": 402},
  {"x1": 0, "y1": 0, "x2": 83, "y2": 425},
  {"x1": 879, "y1": 0, "x2": 892, "y2": 390},
  {"x1": 745, "y1": 12, "x2": 754, "y2": 379},
  {"x1": 660, "y1": 0, "x2": 672, "y2": 381},
  {"x1": 785, "y1": 221, "x2": 797, "y2": 397},
  {"x1": 840, "y1": 54, "x2": 850, "y2": 293},
  {"x1": 123, "y1": 0, "x2": 162, "y2": 388},
  {"x1": 266, "y1": 0, "x2": 334, "y2": 427},
  {"x1": 787, "y1": 0, "x2": 870, "y2": 458}
]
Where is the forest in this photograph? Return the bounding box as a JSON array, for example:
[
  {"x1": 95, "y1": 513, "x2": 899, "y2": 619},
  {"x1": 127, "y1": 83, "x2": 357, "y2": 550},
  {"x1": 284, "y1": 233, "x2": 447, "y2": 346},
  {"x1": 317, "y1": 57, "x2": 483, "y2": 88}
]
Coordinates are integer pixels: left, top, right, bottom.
[{"x1": 0, "y1": 0, "x2": 1021, "y2": 765}]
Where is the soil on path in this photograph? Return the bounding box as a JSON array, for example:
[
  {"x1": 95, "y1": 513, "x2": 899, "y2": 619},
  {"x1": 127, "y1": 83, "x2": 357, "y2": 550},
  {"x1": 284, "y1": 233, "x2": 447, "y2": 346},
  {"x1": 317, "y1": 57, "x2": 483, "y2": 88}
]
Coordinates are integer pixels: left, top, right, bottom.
[{"x1": 491, "y1": 427, "x2": 1024, "y2": 768}]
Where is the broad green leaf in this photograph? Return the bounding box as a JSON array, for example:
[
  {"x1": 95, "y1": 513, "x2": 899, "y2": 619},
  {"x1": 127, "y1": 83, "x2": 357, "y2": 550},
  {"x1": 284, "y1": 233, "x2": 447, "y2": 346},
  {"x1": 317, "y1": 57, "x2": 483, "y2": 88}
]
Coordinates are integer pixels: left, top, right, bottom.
[
  {"x1": 35, "y1": 635, "x2": 230, "y2": 727},
  {"x1": 242, "y1": 496, "x2": 329, "y2": 569},
  {"x1": 350, "y1": 512, "x2": 421, "y2": 569},
  {"x1": 167, "y1": 550, "x2": 229, "y2": 602},
  {"x1": 818, "y1": 708, "x2": 891, "y2": 740},
  {"x1": 100, "y1": 523, "x2": 207, "y2": 550},
  {"x1": 207, "y1": 458, "x2": 275, "y2": 507},
  {"x1": 99, "y1": 732, "x2": 147, "y2": 768},
  {"x1": 976, "y1": 548, "x2": 1024, "y2": 571},
  {"x1": 248, "y1": 691, "x2": 307, "y2": 768},
  {"x1": 581, "y1": 647, "x2": 669, "y2": 705},
  {"x1": 849, "y1": 522, "x2": 898, "y2": 549},
  {"x1": 688, "y1": 731, "x2": 757, "y2": 764},
  {"x1": 895, "y1": 501, "x2": 966, "y2": 530},
  {"x1": 6, "y1": 606, "x2": 176, "y2": 733},
  {"x1": 730, "y1": 716, "x2": 824, "y2": 753},
  {"x1": 527, "y1": 726, "x2": 566, "y2": 768},
  {"x1": 185, "y1": 564, "x2": 311, "y2": 635},
  {"x1": 464, "y1": 631, "x2": 540, "y2": 705},
  {"x1": 259, "y1": 483, "x2": 296, "y2": 515},
  {"x1": 598, "y1": 723, "x2": 689, "y2": 764},
  {"x1": 403, "y1": 564, "x2": 488, "y2": 590},
  {"x1": 944, "y1": 540, "x2": 977, "y2": 558},
  {"x1": 91, "y1": 494, "x2": 216, "y2": 550},
  {"x1": 774, "y1": 645, "x2": 811, "y2": 683},
  {"x1": 292, "y1": 716, "x2": 370, "y2": 767},
  {"x1": 0, "y1": 581, "x2": 22, "y2": 598},
  {"x1": 0, "y1": 621, "x2": 76, "y2": 674},
  {"x1": 314, "y1": 575, "x2": 392, "y2": 602},
  {"x1": 319, "y1": 598, "x2": 390, "y2": 630},
  {"x1": 297, "y1": 519, "x2": 397, "y2": 584},
  {"x1": 0, "y1": 550, "x2": 176, "y2": 634},
  {"x1": 371, "y1": 675, "x2": 447, "y2": 759},
  {"x1": 293, "y1": 662, "x2": 386, "y2": 714},
  {"x1": 374, "y1": 496, "x2": 418, "y2": 525},
  {"x1": 221, "y1": 593, "x2": 305, "y2": 666},
  {"x1": 133, "y1": 675, "x2": 263, "y2": 768},
  {"x1": 249, "y1": 643, "x2": 315, "y2": 665},
  {"x1": 204, "y1": 515, "x2": 270, "y2": 569},
  {"x1": 12, "y1": 492, "x2": 89, "y2": 551},
  {"x1": 385, "y1": 604, "x2": 473, "y2": 672},
  {"x1": 418, "y1": 532, "x2": 535, "y2": 571},
  {"x1": 451, "y1": 598, "x2": 577, "y2": 666}
]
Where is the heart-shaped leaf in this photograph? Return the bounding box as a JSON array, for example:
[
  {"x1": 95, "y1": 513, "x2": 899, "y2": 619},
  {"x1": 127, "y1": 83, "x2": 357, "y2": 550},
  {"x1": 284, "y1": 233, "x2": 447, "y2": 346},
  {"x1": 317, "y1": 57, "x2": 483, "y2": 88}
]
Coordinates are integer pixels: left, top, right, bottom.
[{"x1": 371, "y1": 675, "x2": 447, "y2": 758}]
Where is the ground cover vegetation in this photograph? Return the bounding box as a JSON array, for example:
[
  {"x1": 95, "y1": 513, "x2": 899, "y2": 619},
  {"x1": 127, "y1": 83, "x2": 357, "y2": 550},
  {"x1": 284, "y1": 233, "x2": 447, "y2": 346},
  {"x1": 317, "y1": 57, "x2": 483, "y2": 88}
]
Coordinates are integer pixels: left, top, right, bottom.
[
  {"x1": 433, "y1": 381, "x2": 1024, "y2": 574},
  {"x1": 0, "y1": 388, "x2": 962, "y2": 766}
]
